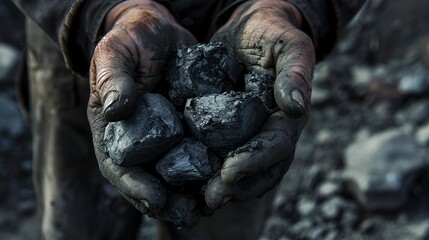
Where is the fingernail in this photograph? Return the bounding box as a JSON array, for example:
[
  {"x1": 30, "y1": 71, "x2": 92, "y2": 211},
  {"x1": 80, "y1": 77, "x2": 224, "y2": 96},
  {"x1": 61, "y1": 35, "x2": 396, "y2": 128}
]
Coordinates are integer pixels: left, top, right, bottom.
[
  {"x1": 103, "y1": 91, "x2": 119, "y2": 116},
  {"x1": 142, "y1": 199, "x2": 150, "y2": 209},
  {"x1": 291, "y1": 89, "x2": 305, "y2": 110},
  {"x1": 138, "y1": 199, "x2": 150, "y2": 213}
]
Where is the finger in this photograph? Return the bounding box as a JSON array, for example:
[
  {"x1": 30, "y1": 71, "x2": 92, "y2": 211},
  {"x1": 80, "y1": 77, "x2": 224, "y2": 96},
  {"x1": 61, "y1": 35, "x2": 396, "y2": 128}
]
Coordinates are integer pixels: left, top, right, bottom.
[
  {"x1": 98, "y1": 157, "x2": 167, "y2": 211},
  {"x1": 221, "y1": 111, "x2": 301, "y2": 183},
  {"x1": 90, "y1": 33, "x2": 138, "y2": 122},
  {"x1": 205, "y1": 161, "x2": 288, "y2": 209},
  {"x1": 274, "y1": 28, "x2": 315, "y2": 118},
  {"x1": 150, "y1": 193, "x2": 201, "y2": 228}
]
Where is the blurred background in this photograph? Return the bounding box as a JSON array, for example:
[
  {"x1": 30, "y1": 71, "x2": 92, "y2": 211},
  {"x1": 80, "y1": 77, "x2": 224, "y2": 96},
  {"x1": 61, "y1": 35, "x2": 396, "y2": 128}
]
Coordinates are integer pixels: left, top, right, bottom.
[{"x1": 1, "y1": 0, "x2": 429, "y2": 239}]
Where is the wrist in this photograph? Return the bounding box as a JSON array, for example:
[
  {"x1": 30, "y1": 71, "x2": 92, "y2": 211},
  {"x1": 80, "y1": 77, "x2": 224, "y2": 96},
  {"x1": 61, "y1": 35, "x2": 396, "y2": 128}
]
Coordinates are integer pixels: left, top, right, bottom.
[
  {"x1": 104, "y1": 0, "x2": 176, "y2": 32},
  {"x1": 242, "y1": 0, "x2": 304, "y2": 28}
]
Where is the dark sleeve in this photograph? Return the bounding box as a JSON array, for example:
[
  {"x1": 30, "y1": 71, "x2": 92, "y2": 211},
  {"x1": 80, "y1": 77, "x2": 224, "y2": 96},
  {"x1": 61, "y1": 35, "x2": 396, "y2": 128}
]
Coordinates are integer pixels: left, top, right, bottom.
[
  {"x1": 287, "y1": 0, "x2": 367, "y2": 60},
  {"x1": 12, "y1": 0, "x2": 125, "y2": 77}
]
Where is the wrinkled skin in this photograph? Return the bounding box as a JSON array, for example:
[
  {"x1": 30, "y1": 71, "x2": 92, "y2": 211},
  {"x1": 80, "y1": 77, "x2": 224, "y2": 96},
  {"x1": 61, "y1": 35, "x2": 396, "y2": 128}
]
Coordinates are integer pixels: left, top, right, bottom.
[
  {"x1": 86, "y1": 0, "x2": 201, "y2": 227},
  {"x1": 87, "y1": 0, "x2": 315, "y2": 227},
  {"x1": 205, "y1": 0, "x2": 315, "y2": 209}
]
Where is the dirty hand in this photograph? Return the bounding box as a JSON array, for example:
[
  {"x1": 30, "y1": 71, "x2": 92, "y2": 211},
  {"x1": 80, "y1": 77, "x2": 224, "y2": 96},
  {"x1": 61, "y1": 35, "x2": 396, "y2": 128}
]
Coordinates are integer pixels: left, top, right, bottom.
[
  {"x1": 205, "y1": 0, "x2": 315, "y2": 209},
  {"x1": 87, "y1": 0, "x2": 200, "y2": 227}
]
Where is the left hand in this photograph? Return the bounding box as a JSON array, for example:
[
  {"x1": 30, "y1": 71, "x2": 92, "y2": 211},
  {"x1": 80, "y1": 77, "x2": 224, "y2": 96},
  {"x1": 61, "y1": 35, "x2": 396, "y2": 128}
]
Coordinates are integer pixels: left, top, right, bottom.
[{"x1": 205, "y1": 0, "x2": 315, "y2": 209}]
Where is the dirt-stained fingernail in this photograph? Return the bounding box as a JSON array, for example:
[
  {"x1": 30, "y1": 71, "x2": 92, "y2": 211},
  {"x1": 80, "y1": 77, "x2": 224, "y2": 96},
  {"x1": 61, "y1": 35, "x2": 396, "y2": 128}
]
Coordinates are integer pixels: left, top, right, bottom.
[
  {"x1": 103, "y1": 91, "x2": 119, "y2": 116},
  {"x1": 142, "y1": 199, "x2": 150, "y2": 209},
  {"x1": 291, "y1": 89, "x2": 304, "y2": 109}
]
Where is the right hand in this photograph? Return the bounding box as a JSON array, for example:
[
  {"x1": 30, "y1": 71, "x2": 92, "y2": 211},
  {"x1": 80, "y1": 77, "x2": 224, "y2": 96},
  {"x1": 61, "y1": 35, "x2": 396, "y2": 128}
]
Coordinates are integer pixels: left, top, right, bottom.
[{"x1": 86, "y1": 0, "x2": 200, "y2": 228}]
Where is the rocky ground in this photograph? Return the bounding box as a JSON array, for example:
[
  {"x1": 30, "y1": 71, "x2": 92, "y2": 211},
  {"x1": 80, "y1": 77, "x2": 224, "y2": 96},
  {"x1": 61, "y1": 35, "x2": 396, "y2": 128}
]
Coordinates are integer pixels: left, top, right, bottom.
[{"x1": 1, "y1": 0, "x2": 429, "y2": 239}]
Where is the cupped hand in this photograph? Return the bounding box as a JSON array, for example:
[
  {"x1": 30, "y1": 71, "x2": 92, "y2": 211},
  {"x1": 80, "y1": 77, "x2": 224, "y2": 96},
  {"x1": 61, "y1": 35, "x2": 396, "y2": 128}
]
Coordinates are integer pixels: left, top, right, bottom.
[
  {"x1": 87, "y1": 0, "x2": 200, "y2": 227},
  {"x1": 205, "y1": 0, "x2": 315, "y2": 209}
]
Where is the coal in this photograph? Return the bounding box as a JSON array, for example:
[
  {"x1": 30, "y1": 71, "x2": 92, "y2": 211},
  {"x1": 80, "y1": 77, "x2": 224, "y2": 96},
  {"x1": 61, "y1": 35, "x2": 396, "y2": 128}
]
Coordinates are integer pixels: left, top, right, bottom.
[
  {"x1": 166, "y1": 42, "x2": 243, "y2": 107},
  {"x1": 155, "y1": 138, "x2": 221, "y2": 186},
  {"x1": 149, "y1": 193, "x2": 200, "y2": 228},
  {"x1": 184, "y1": 92, "x2": 268, "y2": 154},
  {"x1": 244, "y1": 71, "x2": 276, "y2": 109},
  {"x1": 104, "y1": 93, "x2": 184, "y2": 166}
]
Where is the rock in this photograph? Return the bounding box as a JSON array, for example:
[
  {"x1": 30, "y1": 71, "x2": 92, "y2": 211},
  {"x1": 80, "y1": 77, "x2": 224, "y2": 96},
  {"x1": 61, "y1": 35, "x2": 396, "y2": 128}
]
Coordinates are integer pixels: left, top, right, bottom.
[
  {"x1": 303, "y1": 164, "x2": 324, "y2": 190},
  {"x1": 398, "y1": 73, "x2": 426, "y2": 95},
  {"x1": 406, "y1": 220, "x2": 429, "y2": 240},
  {"x1": 297, "y1": 197, "x2": 316, "y2": 217},
  {"x1": 351, "y1": 65, "x2": 374, "y2": 88},
  {"x1": 313, "y1": 62, "x2": 331, "y2": 84},
  {"x1": 406, "y1": 101, "x2": 429, "y2": 125},
  {"x1": 345, "y1": 127, "x2": 427, "y2": 210},
  {"x1": 166, "y1": 42, "x2": 243, "y2": 107},
  {"x1": 244, "y1": 71, "x2": 275, "y2": 108},
  {"x1": 315, "y1": 129, "x2": 335, "y2": 144},
  {"x1": 0, "y1": 94, "x2": 25, "y2": 136},
  {"x1": 150, "y1": 193, "x2": 200, "y2": 228},
  {"x1": 320, "y1": 197, "x2": 346, "y2": 220},
  {"x1": 184, "y1": 92, "x2": 268, "y2": 154},
  {"x1": 272, "y1": 193, "x2": 288, "y2": 210},
  {"x1": 262, "y1": 217, "x2": 290, "y2": 239},
  {"x1": 311, "y1": 87, "x2": 330, "y2": 106},
  {"x1": 340, "y1": 208, "x2": 360, "y2": 231},
  {"x1": 0, "y1": 43, "x2": 19, "y2": 82},
  {"x1": 104, "y1": 94, "x2": 184, "y2": 166},
  {"x1": 155, "y1": 138, "x2": 221, "y2": 186},
  {"x1": 292, "y1": 219, "x2": 313, "y2": 234},
  {"x1": 307, "y1": 226, "x2": 328, "y2": 240},
  {"x1": 317, "y1": 181, "x2": 341, "y2": 199},
  {"x1": 359, "y1": 219, "x2": 377, "y2": 234},
  {"x1": 416, "y1": 122, "x2": 429, "y2": 145},
  {"x1": 323, "y1": 231, "x2": 339, "y2": 240}
]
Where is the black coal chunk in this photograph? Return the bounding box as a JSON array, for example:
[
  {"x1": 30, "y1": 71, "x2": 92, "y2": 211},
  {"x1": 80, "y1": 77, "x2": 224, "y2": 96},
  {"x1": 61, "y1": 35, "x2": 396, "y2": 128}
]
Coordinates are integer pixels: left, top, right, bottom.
[
  {"x1": 104, "y1": 93, "x2": 184, "y2": 166},
  {"x1": 245, "y1": 71, "x2": 276, "y2": 109},
  {"x1": 166, "y1": 42, "x2": 243, "y2": 107},
  {"x1": 149, "y1": 193, "x2": 200, "y2": 228},
  {"x1": 155, "y1": 138, "x2": 221, "y2": 186},
  {"x1": 184, "y1": 92, "x2": 268, "y2": 154}
]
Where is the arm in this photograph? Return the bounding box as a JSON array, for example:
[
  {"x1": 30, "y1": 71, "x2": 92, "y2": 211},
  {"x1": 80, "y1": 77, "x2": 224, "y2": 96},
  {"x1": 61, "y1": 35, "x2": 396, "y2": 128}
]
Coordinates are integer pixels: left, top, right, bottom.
[
  {"x1": 205, "y1": 0, "x2": 366, "y2": 209},
  {"x1": 287, "y1": 0, "x2": 366, "y2": 59},
  {"x1": 12, "y1": 0, "x2": 125, "y2": 76},
  {"x1": 14, "y1": 0, "x2": 202, "y2": 227}
]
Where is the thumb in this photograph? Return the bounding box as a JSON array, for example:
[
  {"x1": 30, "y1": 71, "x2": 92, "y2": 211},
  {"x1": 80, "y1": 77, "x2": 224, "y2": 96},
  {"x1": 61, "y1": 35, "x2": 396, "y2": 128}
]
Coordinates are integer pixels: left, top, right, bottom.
[
  {"x1": 90, "y1": 36, "x2": 138, "y2": 122},
  {"x1": 274, "y1": 29, "x2": 315, "y2": 118}
]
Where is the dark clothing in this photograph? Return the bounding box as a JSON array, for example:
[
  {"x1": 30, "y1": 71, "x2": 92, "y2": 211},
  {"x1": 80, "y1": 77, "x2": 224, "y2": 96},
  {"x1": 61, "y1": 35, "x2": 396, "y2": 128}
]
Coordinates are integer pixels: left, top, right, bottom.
[{"x1": 13, "y1": 0, "x2": 366, "y2": 77}]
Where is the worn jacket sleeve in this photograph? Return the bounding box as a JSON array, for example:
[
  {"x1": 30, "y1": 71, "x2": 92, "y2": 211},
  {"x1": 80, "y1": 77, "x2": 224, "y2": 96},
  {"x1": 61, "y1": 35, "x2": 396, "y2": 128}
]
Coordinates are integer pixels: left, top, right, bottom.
[
  {"x1": 287, "y1": 0, "x2": 366, "y2": 60},
  {"x1": 12, "y1": 0, "x2": 125, "y2": 76}
]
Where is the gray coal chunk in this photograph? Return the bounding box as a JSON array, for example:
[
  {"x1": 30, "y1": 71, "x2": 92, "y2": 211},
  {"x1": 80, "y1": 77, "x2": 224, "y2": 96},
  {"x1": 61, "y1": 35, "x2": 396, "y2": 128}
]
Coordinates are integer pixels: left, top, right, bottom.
[
  {"x1": 184, "y1": 92, "x2": 268, "y2": 154},
  {"x1": 344, "y1": 126, "x2": 427, "y2": 211},
  {"x1": 149, "y1": 193, "x2": 200, "y2": 228},
  {"x1": 104, "y1": 93, "x2": 184, "y2": 166},
  {"x1": 244, "y1": 71, "x2": 275, "y2": 109},
  {"x1": 155, "y1": 138, "x2": 221, "y2": 186},
  {"x1": 166, "y1": 42, "x2": 243, "y2": 107}
]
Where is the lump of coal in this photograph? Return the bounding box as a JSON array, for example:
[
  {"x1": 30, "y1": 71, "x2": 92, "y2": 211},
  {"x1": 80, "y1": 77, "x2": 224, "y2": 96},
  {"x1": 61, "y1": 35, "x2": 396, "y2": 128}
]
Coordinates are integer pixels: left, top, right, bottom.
[
  {"x1": 166, "y1": 42, "x2": 243, "y2": 107},
  {"x1": 149, "y1": 193, "x2": 200, "y2": 228},
  {"x1": 245, "y1": 71, "x2": 276, "y2": 109},
  {"x1": 104, "y1": 93, "x2": 184, "y2": 166},
  {"x1": 155, "y1": 138, "x2": 221, "y2": 186},
  {"x1": 184, "y1": 92, "x2": 268, "y2": 154}
]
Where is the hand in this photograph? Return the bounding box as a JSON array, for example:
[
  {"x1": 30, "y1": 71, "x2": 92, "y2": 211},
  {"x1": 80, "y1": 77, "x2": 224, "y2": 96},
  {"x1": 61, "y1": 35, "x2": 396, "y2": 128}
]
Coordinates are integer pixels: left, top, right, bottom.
[
  {"x1": 86, "y1": 0, "x2": 200, "y2": 227},
  {"x1": 205, "y1": 0, "x2": 315, "y2": 209}
]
